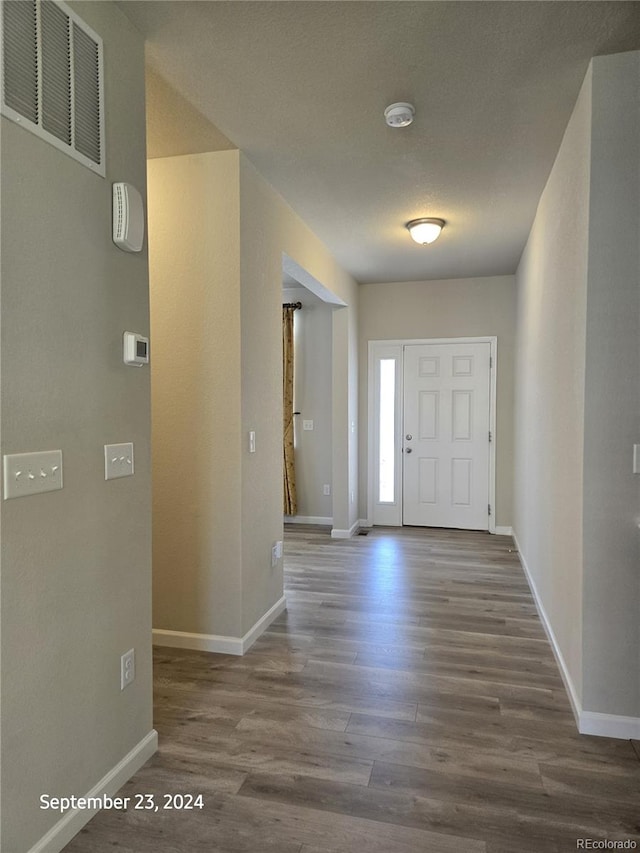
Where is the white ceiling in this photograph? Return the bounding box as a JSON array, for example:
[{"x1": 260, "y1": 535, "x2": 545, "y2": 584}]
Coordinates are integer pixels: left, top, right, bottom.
[{"x1": 121, "y1": 1, "x2": 640, "y2": 284}]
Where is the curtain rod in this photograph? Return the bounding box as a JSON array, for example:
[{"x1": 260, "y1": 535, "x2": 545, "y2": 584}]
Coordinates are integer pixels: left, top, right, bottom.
[{"x1": 283, "y1": 301, "x2": 302, "y2": 310}]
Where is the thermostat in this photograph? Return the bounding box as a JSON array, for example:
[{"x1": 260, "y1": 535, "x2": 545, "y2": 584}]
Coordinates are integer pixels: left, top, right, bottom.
[{"x1": 123, "y1": 332, "x2": 149, "y2": 366}]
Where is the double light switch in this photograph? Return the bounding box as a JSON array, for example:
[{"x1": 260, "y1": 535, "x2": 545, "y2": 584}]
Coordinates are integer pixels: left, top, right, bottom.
[{"x1": 104, "y1": 443, "x2": 134, "y2": 480}]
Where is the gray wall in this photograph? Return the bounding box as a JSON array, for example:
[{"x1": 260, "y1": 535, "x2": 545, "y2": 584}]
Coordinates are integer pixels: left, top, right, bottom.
[
  {"x1": 582, "y1": 51, "x2": 640, "y2": 717},
  {"x1": 514, "y1": 50, "x2": 640, "y2": 721},
  {"x1": 0, "y1": 3, "x2": 153, "y2": 850},
  {"x1": 358, "y1": 276, "x2": 517, "y2": 528},
  {"x1": 514, "y1": 69, "x2": 592, "y2": 703}
]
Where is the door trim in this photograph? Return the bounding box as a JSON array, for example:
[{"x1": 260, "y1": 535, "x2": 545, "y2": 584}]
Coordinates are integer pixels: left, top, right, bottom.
[{"x1": 367, "y1": 337, "x2": 497, "y2": 533}]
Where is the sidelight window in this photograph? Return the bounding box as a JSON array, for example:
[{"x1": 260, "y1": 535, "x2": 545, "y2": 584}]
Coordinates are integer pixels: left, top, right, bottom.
[{"x1": 378, "y1": 359, "x2": 396, "y2": 503}]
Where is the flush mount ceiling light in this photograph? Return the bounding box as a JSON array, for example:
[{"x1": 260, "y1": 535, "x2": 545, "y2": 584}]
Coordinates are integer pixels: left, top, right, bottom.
[
  {"x1": 384, "y1": 102, "x2": 415, "y2": 128},
  {"x1": 406, "y1": 218, "x2": 445, "y2": 245}
]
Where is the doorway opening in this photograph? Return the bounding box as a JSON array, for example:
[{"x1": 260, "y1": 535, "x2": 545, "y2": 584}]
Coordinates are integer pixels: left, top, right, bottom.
[{"x1": 281, "y1": 255, "x2": 345, "y2": 534}]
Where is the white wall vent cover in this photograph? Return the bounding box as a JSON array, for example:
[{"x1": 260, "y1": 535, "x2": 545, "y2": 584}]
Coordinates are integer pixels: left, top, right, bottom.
[{"x1": 1, "y1": 0, "x2": 105, "y2": 176}]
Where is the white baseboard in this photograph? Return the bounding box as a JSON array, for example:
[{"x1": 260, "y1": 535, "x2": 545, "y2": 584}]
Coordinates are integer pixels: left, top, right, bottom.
[
  {"x1": 331, "y1": 519, "x2": 360, "y2": 539},
  {"x1": 579, "y1": 711, "x2": 640, "y2": 740},
  {"x1": 153, "y1": 595, "x2": 287, "y2": 657},
  {"x1": 153, "y1": 628, "x2": 243, "y2": 655},
  {"x1": 284, "y1": 515, "x2": 333, "y2": 526},
  {"x1": 241, "y1": 595, "x2": 287, "y2": 652},
  {"x1": 359, "y1": 520, "x2": 504, "y2": 534},
  {"x1": 513, "y1": 530, "x2": 640, "y2": 741},
  {"x1": 29, "y1": 730, "x2": 158, "y2": 853},
  {"x1": 513, "y1": 531, "x2": 582, "y2": 729}
]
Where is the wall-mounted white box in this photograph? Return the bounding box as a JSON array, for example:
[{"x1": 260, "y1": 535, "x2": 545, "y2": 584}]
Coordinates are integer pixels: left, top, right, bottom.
[
  {"x1": 105, "y1": 443, "x2": 134, "y2": 480},
  {"x1": 3, "y1": 450, "x2": 63, "y2": 500}
]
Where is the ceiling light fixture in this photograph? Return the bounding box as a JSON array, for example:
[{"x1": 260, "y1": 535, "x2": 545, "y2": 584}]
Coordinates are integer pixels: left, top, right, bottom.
[
  {"x1": 406, "y1": 218, "x2": 445, "y2": 245},
  {"x1": 384, "y1": 102, "x2": 415, "y2": 128}
]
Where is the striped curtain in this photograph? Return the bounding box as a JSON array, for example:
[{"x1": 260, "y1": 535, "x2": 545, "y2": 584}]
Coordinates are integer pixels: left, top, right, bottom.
[{"x1": 283, "y1": 306, "x2": 297, "y2": 515}]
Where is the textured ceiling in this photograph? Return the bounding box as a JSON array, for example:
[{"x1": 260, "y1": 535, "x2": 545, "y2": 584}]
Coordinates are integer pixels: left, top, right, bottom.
[{"x1": 121, "y1": 1, "x2": 640, "y2": 284}]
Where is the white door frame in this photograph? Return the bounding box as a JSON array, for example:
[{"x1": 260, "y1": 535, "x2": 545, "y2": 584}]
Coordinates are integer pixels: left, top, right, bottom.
[{"x1": 367, "y1": 337, "x2": 498, "y2": 533}]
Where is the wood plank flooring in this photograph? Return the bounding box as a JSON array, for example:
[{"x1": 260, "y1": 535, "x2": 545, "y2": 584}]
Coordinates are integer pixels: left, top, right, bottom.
[{"x1": 64, "y1": 525, "x2": 640, "y2": 852}]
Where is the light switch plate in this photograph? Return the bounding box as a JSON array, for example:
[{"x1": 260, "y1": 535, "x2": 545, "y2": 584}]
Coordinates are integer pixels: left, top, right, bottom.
[
  {"x1": 271, "y1": 540, "x2": 283, "y2": 567},
  {"x1": 3, "y1": 450, "x2": 63, "y2": 500},
  {"x1": 105, "y1": 443, "x2": 134, "y2": 480}
]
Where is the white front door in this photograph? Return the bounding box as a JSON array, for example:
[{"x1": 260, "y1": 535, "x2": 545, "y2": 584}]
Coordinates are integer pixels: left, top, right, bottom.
[{"x1": 402, "y1": 342, "x2": 491, "y2": 530}]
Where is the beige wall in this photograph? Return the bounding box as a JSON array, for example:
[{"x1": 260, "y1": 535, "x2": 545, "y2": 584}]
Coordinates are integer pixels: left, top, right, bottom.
[
  {"x1": 514, "y1": 69, "x2": 591, "y2": 704},
  {"x1": 149, "y1": 150, "x2": 358, "y2": 641},
  {"x1": 582, "y1": 52, "x2": 639, "y2": 717},
  {"x1": 0, "y1": 4, "x2": 153, "y2": 850},
  {"x1": 148, "y1": 150, "x2": 243, "y2": 638},
  {"x1": 146, "y1": 65, "x2": 235, "y2": 159},
  {"x1": 239, "y1": 155, "x2": 358, "y2": 629},
  {"x1": 358, "y1": 276, "x2": 516, "y2": 528}
]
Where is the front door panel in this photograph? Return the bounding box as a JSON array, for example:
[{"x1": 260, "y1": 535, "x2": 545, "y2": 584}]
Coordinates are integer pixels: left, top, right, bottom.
[{"x1": 402, "y1": 342, "x2": 490, "y2": 529}]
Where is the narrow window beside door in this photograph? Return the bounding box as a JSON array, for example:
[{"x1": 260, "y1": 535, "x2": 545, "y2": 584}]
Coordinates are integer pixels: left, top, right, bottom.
[{"x1": 378, "y1": 359, "x2": 396, "y2": 503}]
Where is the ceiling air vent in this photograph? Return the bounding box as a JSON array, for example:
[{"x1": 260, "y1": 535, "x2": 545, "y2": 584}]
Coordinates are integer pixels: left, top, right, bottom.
[{"x1": 1, "y1": 0, "x2": 105, "y2": 176}]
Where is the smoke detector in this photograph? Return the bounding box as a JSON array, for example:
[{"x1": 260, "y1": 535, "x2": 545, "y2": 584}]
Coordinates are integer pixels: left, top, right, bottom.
[{"x1": 384, "y1": 102, "x2": 415, "y2": 128}]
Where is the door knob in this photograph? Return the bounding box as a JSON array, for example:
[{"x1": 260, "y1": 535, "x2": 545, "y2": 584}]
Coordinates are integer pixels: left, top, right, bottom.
[
  {"x1": 405, "y1": 447, "x2": 413, "y2": 453},
  {"x1": 406, "y1": 434, "x2": 412, "y2": 440}
]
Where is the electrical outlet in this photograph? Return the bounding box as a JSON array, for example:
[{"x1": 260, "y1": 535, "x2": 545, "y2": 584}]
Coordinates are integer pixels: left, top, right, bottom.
[
  {"x1": 323, "y1": 484, "x2": 331, "y2": 496},
  {"x1": 120, "y1": 648, "x2": 135, "y2": 690},
  {"x1": 303, "y1": 420, "x2": 314, "y2": 431}
]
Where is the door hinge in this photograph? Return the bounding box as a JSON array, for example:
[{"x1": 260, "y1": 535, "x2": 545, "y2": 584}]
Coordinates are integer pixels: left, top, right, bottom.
[
  {"x1": 488, "y1": 504, "x2": 492, "y2": 516},
  {"x1": 489, "y1": 355, "x2": 493, "y2": 368},
  {"x1": 488, "y1": 430, "x2": 492, "y2": 443}
]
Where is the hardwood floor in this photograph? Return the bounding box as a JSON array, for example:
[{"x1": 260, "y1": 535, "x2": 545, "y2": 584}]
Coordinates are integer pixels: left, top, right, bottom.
[{"x1": 64, "y1": 525, "x2": 640, "y2": 852}]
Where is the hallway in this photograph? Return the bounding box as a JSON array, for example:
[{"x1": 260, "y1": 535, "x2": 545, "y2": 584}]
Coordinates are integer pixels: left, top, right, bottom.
[{"x1": 64, "y1": 526, "x2": 640, "y2": 852}]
